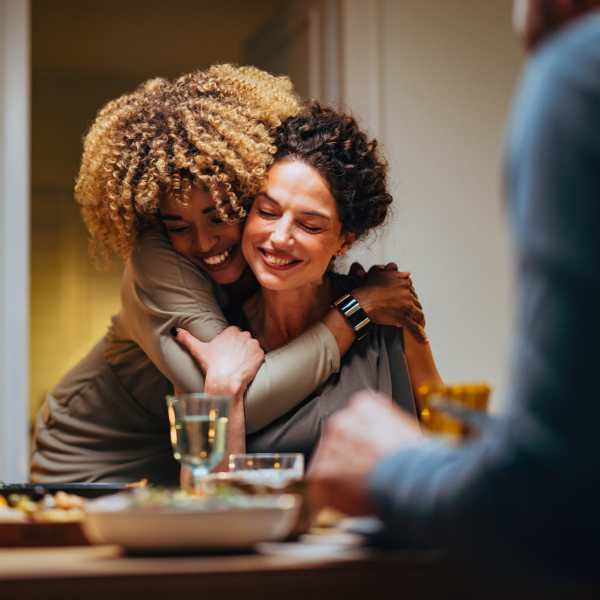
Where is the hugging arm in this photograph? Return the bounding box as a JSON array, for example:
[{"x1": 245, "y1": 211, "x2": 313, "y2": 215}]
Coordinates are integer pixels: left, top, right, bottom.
[
  {"x1": 350, "y1": 263, "x2": 442, "y2": 408},
  {"x1": 174, "y1": 264, "x2": 434, "y2": 432},
  {"x1": 121, "y1": 229, "x2": 227, "y2": 393},
  {"x1": 403, "y1": 329, "x2": 443, "y2": 412},
  {"x1": 121, "y1": 230, "x2": 341, "y2": 432},
  {"x1": 124, "y1": 230, "x2": 433, "y2": 432}
]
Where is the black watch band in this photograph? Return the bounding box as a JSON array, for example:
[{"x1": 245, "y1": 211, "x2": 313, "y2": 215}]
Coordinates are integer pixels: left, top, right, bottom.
[{"x1": 333, "y1": 293, "x2": 372, "y2": 340}]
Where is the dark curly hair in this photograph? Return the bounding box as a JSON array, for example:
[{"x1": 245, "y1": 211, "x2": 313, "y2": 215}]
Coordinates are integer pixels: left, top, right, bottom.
[{"x1": 273, "y1": 101, "x2": 392, "y2": 240}]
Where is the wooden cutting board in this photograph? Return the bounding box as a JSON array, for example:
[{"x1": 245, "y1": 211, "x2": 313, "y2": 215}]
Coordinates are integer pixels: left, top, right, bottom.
[{"x1": 0, "y1": 521, "x2": 89, "y2": 547}]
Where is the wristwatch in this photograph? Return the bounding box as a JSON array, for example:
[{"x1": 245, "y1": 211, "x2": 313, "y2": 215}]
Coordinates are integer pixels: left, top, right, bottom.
[{"x1": 333, "y1": 293, "x2": 372, "y2": 341}]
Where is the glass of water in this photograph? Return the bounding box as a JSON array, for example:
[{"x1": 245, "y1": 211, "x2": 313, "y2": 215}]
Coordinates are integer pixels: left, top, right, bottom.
[
  {"x1": 228, "y1": 453, "x2": 304, "y2": 489},
  {"x1": 166, "y1": 393, "x2": 231, "y2": 493}
]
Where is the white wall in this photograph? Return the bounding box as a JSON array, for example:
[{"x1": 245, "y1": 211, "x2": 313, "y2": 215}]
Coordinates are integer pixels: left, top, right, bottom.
[
  {"x1": 342, "y1": 0, "x2": 523, "y2": 409},
  {"x1": 0, "y1": 0, "x2": 30, "y2": 482},
  {"x1": 244, "y1": 0, "x2": 342, "y2": 103}
]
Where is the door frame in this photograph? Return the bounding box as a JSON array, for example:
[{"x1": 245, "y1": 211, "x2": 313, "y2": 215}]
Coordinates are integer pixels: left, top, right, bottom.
[{"x1": 0, "y1": 0, "x2": 30, "y2": 482}]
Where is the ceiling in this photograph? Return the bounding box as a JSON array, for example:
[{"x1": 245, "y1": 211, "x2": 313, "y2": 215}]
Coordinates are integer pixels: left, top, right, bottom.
[{"x1": 32, "y1": 0, "x2": 285, "y2": 77}]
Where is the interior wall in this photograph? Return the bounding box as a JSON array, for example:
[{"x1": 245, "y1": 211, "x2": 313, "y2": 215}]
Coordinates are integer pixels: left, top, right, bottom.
[
  {"x1": 30, "y1": 0, "x2": 285, "y2": 420},
  {"x1": 30, "y1": 73, "x2": 134, "y2": 422},
  {"x1": 244, "y1": 2, "x2": 311, "y2": 99},
  {"x1": 377, "y1": 0, "x2": 523, "y2": 408}
]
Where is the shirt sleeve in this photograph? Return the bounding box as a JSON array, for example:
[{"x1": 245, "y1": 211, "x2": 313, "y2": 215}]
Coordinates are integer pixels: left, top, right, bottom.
[
  {"x1": 121, "y1": 229, "x2": 228, "y2": 393},
  {"x1": 366, "y1": 24, "x2": 600, "y2": 576},
  {"x1": 245, "y1": 321, "x2": 340, "y2": 433},
  {"x1": 121, "y1": 229, "x2": 341, "y2": 432}
]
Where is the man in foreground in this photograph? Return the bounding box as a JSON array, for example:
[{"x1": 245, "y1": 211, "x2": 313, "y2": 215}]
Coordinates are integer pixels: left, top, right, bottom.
[{"x1": 309, "y1": 0, "x2": 600, "y2": 580}]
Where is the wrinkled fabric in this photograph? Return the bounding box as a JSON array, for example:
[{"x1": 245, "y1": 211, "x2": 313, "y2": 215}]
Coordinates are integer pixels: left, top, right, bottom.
[
  {"x1": 368, "y1": 15, "x2": 600, "y2": 581},
  {"x1": 248, "y1": 274, "x2": 416, "y2": 466},
  {"x1": 31, "y1": 230, "x2": 340, "y2": 483}
]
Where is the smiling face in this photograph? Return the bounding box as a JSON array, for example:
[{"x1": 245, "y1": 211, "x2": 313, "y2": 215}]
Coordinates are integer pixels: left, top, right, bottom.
[
  {"x1": 241, "y1": 159, "x2": 355, "y2": 292},
  {"x1": 159, "y1": 186, "x2": 246, "y2": 285}
]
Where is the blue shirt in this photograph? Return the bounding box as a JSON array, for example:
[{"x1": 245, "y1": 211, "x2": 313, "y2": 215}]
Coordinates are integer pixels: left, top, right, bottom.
[{"x1": 368, "y1": 14, "x2": 600, "y2": 580}]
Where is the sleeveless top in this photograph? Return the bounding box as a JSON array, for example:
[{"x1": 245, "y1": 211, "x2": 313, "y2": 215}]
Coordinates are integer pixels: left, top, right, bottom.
[{"x1": 243, "y1": 273, "x2": 417, "y2": 465}]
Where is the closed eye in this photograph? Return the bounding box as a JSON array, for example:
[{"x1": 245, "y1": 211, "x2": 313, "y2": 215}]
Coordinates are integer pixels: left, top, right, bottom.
[
  {"x1": 258, "y1": 208, "x2": 278, "y2": 218},
  {"x1": 301, "y1": 223, "x2": 323, "y2": 233},
  {"x1": 165, "y1": 225, "x2": 190, "y2": 234}
]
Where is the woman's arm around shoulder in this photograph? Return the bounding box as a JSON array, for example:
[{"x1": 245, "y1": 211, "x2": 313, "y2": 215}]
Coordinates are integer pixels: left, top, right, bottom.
[
  {"x1": 122, "y1": 229, "x2": 341, "y2": 426},
  {"x1": 120, "y1": 228, "x2": 228, "y2": 392},
  {"x1": 403, "y1": 330, "x2": 443, "y2": 413}
]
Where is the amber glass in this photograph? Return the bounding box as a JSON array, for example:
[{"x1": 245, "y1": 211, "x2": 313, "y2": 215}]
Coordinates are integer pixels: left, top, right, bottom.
[{"x1": 417, "y1": 382, "x2": 491, "y2": 439}]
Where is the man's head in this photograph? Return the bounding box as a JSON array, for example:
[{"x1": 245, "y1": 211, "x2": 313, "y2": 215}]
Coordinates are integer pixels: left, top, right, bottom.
[{"x1": 513, "y1": 0, "x2": 600, "y2": 50}]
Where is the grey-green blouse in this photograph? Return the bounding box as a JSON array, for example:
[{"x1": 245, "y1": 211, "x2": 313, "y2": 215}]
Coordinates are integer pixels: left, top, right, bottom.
[{"x1": 244, "y1": 273, "x2": 417, "y2": 465}]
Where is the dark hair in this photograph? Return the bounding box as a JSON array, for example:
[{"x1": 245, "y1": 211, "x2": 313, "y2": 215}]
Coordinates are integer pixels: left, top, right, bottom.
[
  {"x1": 525, "y1": 0, "x2": 600, "y2": 49},
  {"x1": 273, "y1": 101, "x2": 392, "y2": 240}
]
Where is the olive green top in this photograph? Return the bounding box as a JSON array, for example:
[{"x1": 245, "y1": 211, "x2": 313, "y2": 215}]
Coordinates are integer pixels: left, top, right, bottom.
[{"x1": 30, "y1": 229, "x2": 340, "y2": 484}]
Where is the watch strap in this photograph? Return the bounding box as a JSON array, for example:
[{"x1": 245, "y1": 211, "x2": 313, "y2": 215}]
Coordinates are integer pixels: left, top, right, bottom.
[{"x1": 333, "y1": 293, "x2": 372, "y2": 340}]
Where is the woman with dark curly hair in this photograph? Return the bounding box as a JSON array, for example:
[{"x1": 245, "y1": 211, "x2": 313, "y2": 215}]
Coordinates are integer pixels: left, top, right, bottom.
[
  {"x1": 178, "y1": 102, "x2": 442, "y2": 462},
  {"x1": 31, "y1": 67, "x2": 427, "y2": 484}
]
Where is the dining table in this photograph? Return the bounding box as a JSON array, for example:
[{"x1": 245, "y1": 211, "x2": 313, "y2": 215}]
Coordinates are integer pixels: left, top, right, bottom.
[{"x1": 1, "y1": 524, "x2": 597, "y2": 600}]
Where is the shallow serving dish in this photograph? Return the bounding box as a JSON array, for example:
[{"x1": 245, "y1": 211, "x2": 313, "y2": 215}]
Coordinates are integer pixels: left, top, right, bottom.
[
  {"x1": 82, "y1": 489, "x2": 301, "y2": 551},
  {"x1": 0, "y1": 482, "x2": 131, "y2": 500}
]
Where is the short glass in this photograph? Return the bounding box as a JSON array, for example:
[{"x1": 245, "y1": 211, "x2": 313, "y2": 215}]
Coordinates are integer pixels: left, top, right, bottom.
[
  {"x1": 417, "y1": 382, "x2": 491, "y2": 440},
  {"x1": 166, "y1": 393, "x2": 231, "y2": 493},
  {"x1": 228, "y1": 453, "x2": 304, "y2": 489}
]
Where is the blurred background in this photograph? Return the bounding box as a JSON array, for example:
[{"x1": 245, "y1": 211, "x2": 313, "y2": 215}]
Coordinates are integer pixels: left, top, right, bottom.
[{"x1": 26, "y1": 0, "x2": 521, "y2": 428}]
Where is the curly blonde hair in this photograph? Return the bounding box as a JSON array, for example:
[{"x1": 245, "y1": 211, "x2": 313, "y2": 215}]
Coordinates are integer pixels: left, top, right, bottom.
[{"x1": 75, "y1": 64, "x2": 300, "y2": 263}]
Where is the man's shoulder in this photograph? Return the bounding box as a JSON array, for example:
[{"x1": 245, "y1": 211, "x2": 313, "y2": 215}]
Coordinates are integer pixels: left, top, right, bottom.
[
  {"x1": 514, "y1": 12, "x2": 600, "y2": 149},
  {"x1": 535, "y1": 13, "x2": 600, "y2": 78}
]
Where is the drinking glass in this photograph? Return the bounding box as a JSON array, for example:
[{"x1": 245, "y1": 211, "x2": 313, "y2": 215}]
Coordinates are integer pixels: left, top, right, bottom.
[
  {"x1": 166, "y1": 393, "x2": 231, "y2": 492},
  {"x1": 228, "y1": 453, "x2": 304, "y2": 489},
  {"x1": 417, "y1": 382, "x2": 491, "y2": 440}
]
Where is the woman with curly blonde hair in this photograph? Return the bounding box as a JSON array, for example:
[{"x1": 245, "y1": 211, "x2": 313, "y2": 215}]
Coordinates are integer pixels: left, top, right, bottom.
[
  {"x1": 76, "y1": 65, "x2": 300, "y2": 263},
  {"x1": 31, "y1": 65, "x2": 426, "y2": 484}
]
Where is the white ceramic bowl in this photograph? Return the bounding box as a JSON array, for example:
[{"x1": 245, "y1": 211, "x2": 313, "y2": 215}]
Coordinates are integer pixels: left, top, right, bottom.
[{"x1": 83, "y1": 491, "x2": 301, "y2": 551}]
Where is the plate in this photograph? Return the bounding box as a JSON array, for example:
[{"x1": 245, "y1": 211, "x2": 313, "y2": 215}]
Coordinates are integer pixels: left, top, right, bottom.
[
  {"x1": 82, "y1": 491, "x2": 301, "y2": 551},
  {"x1": 0, "y1": 482, "x2": 130, "y2": 499}
]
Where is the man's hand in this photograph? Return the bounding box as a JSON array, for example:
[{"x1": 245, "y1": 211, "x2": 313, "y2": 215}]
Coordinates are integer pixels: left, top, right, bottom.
[
  {"x1": 173, "y1": 326, "x2": 264, "y2": 397},
  {"x1": 308, "y1": 390, "x2": 425, "y2": 516}
]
